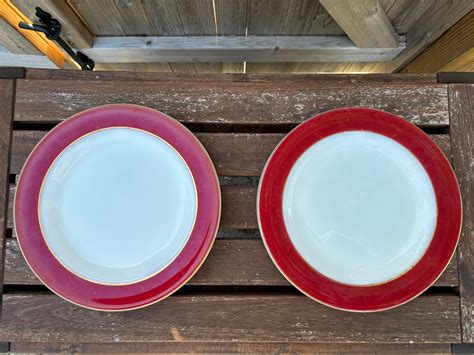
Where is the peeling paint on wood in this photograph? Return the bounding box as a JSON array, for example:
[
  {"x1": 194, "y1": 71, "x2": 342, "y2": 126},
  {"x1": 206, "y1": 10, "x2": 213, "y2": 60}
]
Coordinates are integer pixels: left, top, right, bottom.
[{"x1": 14, "y1": 80, "x2": 449, "y2": 125}]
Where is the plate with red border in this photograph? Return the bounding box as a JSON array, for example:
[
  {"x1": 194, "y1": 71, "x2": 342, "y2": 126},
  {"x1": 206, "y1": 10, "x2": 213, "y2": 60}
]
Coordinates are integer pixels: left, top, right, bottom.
[
  {"x1": 14, "y1": 104, "x2": 221, "y2": 311},
  {"x1": 257, "y1": 107, "x2": 461, "y2": 312}
]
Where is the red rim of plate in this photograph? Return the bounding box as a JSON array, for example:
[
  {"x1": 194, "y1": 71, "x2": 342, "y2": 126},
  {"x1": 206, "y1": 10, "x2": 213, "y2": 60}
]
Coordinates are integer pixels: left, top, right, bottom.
[
  {"x1": 257, "y1": 107, "x2": 462, "y2": 312},
  {"x1": 14, "y1": 104, "x2": 221, "y2": 311}
]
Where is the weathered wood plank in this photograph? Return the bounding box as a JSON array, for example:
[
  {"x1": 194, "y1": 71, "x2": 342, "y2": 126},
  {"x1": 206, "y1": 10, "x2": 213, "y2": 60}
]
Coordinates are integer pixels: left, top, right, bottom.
[
  {"x1": 13, "y1": 79, "x2": 450, "y2": 125},
  {"x1": 9, "y1": 131, "x2": 284, "y2": 176},
  {"x1": 69, "y1": 0, "x2": 153, "y2": 36},
  {"x1": 320, "y1": 0, "x2": 398, "y2": 48},
  {"x1": 380, "y1": 0, "x2": 435, "y2": 34},
  {"x1": 448, "y1": 84, "x2": 474, "y2": 343},
  {"x1": 3, "y1": 237, "x2": 459, "y2": 287},
  {"x1": 8, "y1": 341, "x2": 454, "y2": 353},
  {"x1": 247, "y1": 0, "x2": 342, "y2": 36},
  {"x1": 0, "y1": 294, "x2": 461, "y2": 343},
  {"x1": 94, "y1": 62, "x2": 173, "y2": 73},
  {"x1": 0, "y1": 80, "x2": 14, "y2": 310},
  {"x1": 348, "y1": 0, "x2": 473, "y2": 73},
  {"x1": 141, "y1": 0, "x2": 216, "y2": 36},
  {"x1": 215, "y1": 0, "x2": 246, "y2": 36},
  {"x1": 0, "y1": 18, "x2": 40, "y2": 55},
  {"x1": 402, "y1": 11, "x2": 474, "y2": 73},
  {"x1": 95, "y1": 62, "x2": 245, "y2": 74},
  {"x1": 23, "y1": 69, "x2": 439, "y2": 83},
  {"x1": 167, "y1": 62, "x2": 244, "y2": 74},
  {"x1": 12, "y1": 0, "x2": 93, "y2": 48},
  {"x1": 0, "y1": 46, "x2": 57, "y2": 69},
  {"x1": 82, "y1": 35, "x2": 405, "y2": 63}
]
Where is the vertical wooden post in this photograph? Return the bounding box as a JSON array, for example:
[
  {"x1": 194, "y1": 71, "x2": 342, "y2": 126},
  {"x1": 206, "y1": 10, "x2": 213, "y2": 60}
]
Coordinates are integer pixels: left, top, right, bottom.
[
  {"x1": 448, "y1": 83, "x2": 474, "y2": 343},
  {"x1": 0, "y1": 70, "x2": 17, "y2": 316}
]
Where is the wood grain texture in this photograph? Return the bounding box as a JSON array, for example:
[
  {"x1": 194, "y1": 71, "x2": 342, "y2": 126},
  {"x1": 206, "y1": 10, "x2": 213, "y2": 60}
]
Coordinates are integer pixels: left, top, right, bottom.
[
  {"x1": 13, "y1": 79, "x2": 450, "y2": 125},
  {"x1": 83, "y1": 35, "x2": 405, "y2": 63},
  {"x1": 380, "y1": 0, "x2": 435, "y2": 34},
  {"x1": 3, "y1": 237, "x2": 459, "y2": 287},
  {"x1": 0, "y1": 294, "x2": 461, "y2": 343},
  {"x1": 440, "y1": 48, "x2": 474, "y2": 73},
  {"x1": 94, "y1": 62, "x2": 173, "y2": 73},
  {"x1": 9, "y1": 131, "x2": 284, "y2": 176},
  {"x1": 95, "y1": 62, "x2": 245, "y2": 74},
  {"x1": 320, "y1": 0, "x2": 398, "y2": 48},
  {"x1": 12, "y1": 0, "x2": 93, "y2": 48},
  {"x1": 346, "y1": 0, "x2": 473, "y2": 73},
  {"x1": 402, "y1": 11, "x2": 474, "y2": 73},
  {"x1": 448, "y1": 84, "x2": 474, "y2": 343},
  {"x1": 141, "y1": 0, "x2": 216, "y2": 36},
  {"x1": 8, "y1": 341, "x2": 453, "y2": 353},
  {"x1": 247, "y1": 0, "x2": 343, "y2": 36},
  {"x1": 0, "y1": 80, "x2": 14, "y2": 310},
  {"x1": 23, "y1": 69, "x2": 439, "y2": 83},
  {"x1": 167, "y1": 62, "x2": 244, "y2": 73},
  {"x1": 0, "y1": 18, "x2": 40, "y2": 55},
  {"x1": 69, "y1": 0, "x2": 153, "y2": 35},
  {"x1": 0, "y1": 46, "x2": 57, "y2": 69},
  {"x1": 215, "y1": 0, "x2": 246, "y2": 36}
]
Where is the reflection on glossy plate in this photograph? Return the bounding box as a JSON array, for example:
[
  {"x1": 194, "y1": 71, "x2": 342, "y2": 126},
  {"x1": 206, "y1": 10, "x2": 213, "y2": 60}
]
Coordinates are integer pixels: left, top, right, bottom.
[
  {"x1": 258, "y1": 107, "x2": 462, "y2": 312},
  {"x1": 14, "y1": 104, "x2": 221, "y2": 311}
]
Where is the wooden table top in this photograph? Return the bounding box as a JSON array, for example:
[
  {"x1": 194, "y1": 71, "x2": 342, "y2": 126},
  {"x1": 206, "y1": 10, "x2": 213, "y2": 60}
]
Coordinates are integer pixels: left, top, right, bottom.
[{"x1": 0, "y1": 68, "x2": 472, "y2": 353}]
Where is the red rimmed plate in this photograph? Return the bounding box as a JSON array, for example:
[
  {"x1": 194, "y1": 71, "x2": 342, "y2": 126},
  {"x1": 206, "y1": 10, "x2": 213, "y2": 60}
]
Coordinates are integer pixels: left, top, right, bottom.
[
  {"x1": 14, "y1": 104, "x2": 221, "y2": 311},
  {"x1": 258, "y1": 107, "x2": 461, "y2": 312}
]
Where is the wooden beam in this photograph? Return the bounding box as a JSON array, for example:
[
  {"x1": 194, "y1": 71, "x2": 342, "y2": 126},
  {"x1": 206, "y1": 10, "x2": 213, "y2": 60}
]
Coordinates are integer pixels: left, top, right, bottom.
[
  {"x1": 0, "y1": 79, "x2": 14, "y2": 312},
  {"x1": 82, "y1": 35, "x2": 406, "y2": 63},
  {"x1": 448, "y1": 84, "x2": 474, "y2": 343},
  {"x1": 320, "y1": 0, "x2": 398, "y2": 48},
  {"x1": 11, "y1": 0, "x2": 93, "y2": 48},
  {"x1": 402, "y1": 11, "x2": 473, "y2": 73},
  {"x1": 0, "y1": 45, "x2": 57, "y2": 69},
  {"x1": 343, "y1": 0, "x2": 473, "y2": 73}
]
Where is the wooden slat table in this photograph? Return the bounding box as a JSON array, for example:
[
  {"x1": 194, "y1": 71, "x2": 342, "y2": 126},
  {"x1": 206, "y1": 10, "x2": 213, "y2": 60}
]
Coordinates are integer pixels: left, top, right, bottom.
[{"x1": 0, "y1": 69, "x2": 472, "y2": 353}]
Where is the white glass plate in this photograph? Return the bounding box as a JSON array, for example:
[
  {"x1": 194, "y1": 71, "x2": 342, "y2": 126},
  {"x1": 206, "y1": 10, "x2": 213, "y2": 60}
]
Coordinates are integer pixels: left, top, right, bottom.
[
  {"x1": 39, "y1": 127, "x2": 197, "y2": 285},
  {"x1": 282, "y1": 131, "x2": 437, "y2": 286}
]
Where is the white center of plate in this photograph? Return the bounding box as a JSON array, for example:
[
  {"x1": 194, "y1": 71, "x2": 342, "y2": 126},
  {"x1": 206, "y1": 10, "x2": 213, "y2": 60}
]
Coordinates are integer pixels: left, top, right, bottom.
[
  {"x1": 282, "y1": 131, "x2": 437, "y2": 286},
  {"x1": 39, "y1": 128, "x2": 197, "y2": 285}
]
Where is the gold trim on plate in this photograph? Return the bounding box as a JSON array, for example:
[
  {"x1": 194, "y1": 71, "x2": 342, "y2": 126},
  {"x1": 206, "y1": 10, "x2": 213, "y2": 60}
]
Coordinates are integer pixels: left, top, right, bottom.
[{"x1": 14, "y1": 104, "x2": 221, "y2": 311}]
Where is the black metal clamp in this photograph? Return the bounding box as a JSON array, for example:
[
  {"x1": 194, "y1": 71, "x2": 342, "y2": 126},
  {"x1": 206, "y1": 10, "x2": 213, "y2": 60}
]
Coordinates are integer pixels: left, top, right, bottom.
[{"x1": 19, "y1": 7, "x2": 95, "y2": 70}]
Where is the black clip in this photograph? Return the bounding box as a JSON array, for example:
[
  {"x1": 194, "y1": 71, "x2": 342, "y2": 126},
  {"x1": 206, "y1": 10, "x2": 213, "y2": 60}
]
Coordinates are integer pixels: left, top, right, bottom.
[{"x1": 19, "y1": 7, "x2": 94, "y2": 70}]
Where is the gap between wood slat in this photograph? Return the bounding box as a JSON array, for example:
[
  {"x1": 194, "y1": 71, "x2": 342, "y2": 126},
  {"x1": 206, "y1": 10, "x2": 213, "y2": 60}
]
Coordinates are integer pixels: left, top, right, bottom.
[{"x1": 7, "y1": 342, "x2": 455, "y2": 354}]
